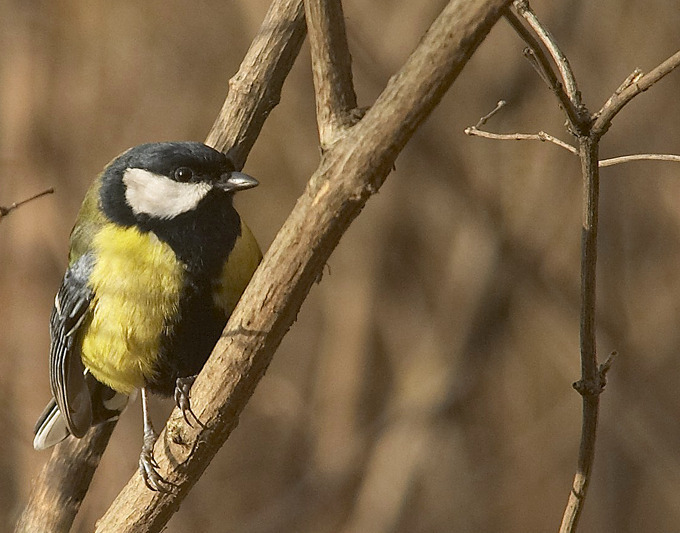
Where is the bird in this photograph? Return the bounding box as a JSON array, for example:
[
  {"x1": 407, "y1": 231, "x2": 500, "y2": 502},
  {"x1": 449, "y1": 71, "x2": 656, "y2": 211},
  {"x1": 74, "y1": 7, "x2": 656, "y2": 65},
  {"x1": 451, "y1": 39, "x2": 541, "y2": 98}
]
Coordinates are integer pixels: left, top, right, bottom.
[{"x1": 33, "y1": 141, "x2": 262, "y2": 491}]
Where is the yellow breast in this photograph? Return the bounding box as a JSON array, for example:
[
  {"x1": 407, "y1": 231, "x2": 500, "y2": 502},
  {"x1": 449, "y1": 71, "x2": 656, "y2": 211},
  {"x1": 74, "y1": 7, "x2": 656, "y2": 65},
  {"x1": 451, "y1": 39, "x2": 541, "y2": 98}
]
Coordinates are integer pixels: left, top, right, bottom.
[
  {"x1": 212, "y1": 220, "x2": 262, "y2": 313},
  {"x1": 81, "y1": 224, "x2": 183, "y2": 394}
]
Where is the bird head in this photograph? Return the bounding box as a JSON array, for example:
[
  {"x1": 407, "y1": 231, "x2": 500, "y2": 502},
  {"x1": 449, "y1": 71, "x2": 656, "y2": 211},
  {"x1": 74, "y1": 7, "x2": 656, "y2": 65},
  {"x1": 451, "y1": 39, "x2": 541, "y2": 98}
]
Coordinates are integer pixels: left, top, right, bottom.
[{"x1": 99, "y1": 142, "x2": 258, "y2": 225}]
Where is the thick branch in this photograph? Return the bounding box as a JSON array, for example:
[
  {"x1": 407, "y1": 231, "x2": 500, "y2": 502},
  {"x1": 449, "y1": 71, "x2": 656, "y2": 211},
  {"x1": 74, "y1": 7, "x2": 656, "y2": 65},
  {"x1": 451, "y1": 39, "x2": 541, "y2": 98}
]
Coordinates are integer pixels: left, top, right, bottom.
[
  {"x1": 305, "y1": 0, "x2": 358, "y2": 148},
  {"x1": 94, "y1": 1, "x2": 510, "y2": 531},
  {"x1": 17, "y1": 1, "x2": 306, "y2": 532},
  {"x1": 204, "y1": 0, "x2": 307, "y2": 167},
  {"x1": 15, "y1": 423, "x2": 116, "y2": 533}
]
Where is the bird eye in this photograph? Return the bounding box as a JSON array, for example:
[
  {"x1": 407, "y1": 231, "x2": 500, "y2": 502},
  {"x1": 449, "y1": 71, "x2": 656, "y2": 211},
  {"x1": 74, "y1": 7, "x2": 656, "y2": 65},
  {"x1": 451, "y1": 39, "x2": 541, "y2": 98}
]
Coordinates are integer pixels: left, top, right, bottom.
[{"x1": 174, "y1": 167, "x2": 194, "y2": 182}]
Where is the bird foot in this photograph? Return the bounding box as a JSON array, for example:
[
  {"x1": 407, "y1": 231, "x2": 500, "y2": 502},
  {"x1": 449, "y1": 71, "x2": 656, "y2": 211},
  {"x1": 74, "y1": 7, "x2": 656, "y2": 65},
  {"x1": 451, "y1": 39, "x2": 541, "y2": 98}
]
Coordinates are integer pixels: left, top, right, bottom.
[
  {"x1": 139, "y1": 427, "x2": 175, "y2": 492},
  {"x1": 174, "y1": 375, "x2": 206, "y2": 428}
]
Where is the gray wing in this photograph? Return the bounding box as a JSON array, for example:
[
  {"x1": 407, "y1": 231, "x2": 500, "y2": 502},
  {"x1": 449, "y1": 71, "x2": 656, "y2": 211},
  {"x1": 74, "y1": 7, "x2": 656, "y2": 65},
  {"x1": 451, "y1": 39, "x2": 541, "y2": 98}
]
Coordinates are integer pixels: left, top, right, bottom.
[{"x1": 49, "y1": 253, "x2": 95, "y2": 438}]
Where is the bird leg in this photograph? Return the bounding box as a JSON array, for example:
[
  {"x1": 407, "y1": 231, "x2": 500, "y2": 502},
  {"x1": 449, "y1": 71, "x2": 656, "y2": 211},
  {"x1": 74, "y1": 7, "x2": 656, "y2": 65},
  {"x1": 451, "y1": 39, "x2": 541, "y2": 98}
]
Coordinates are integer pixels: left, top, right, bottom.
[
  {"x1": 139, "y1": 387, "x2": 174, "y2": 492},
  {"x1": 174, "y1": 375, "x2": 206, "y2": 428}
]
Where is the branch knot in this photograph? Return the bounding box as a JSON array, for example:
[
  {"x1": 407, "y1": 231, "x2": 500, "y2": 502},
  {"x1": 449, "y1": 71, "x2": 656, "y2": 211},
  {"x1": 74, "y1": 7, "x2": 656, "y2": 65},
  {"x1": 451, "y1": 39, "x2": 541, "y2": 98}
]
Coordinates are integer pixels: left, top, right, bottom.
[{"x1": 572, "y1": 351, "x2": 617, "y2": 397}]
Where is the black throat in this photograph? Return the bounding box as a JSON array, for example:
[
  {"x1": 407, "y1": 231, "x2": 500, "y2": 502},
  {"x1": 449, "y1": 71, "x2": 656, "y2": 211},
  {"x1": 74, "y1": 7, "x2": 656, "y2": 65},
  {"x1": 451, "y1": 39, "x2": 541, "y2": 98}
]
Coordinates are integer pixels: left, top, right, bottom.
[
  {"x1": 140, "y1": 190, "x2": 243, "y2": 396},
  {"x1": 140, "y1": 190, "x2": 241, "y2": 277}
]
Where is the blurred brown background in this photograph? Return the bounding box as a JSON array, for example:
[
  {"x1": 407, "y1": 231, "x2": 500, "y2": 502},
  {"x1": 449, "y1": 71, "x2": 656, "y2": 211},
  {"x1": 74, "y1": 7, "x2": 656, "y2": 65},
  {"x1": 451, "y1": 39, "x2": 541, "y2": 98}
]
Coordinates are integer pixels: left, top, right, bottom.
[{"x1": 2, "y1": 1, "x2": 680, "y2": 531}]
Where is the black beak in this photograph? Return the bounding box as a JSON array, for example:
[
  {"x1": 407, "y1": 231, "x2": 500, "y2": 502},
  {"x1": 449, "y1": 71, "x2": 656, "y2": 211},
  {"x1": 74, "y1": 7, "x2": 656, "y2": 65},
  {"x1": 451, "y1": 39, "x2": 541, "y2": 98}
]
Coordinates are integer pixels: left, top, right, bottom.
[{"x1": 216, "y1": 171, "x2": 259, "y2": 192}]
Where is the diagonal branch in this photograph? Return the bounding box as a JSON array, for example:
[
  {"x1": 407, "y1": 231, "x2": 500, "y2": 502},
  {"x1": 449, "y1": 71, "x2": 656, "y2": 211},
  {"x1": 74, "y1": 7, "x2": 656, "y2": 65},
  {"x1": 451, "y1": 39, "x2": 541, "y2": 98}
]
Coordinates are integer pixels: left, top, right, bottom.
[
  {"x1": 94, "y1": 1, "x2": 510, "y2": 531},
  {"x1": 512, "y1": 0, "x2": 583, "y2": 115},
  {"x1": 205, "y1": 0, "x2": 307, "y2": 167},
  {"x1": 503, "y1": 9, "x2": 581, "y2": 128},
  {"x1": 304, "y1": 0, "x2": 358, "y2": 148},
  {"x1": 0, "y1": 187, "x2": 54, "y2": 221},
  {"x1": 15, "y1": 423, "x2": 116, "y2": 533},
  {"x1": 16, "y1": 1, "x2": 307, "y2": 531},
  {"x1": 592, "y1": 50, "x2": 680, "y2": 139}
]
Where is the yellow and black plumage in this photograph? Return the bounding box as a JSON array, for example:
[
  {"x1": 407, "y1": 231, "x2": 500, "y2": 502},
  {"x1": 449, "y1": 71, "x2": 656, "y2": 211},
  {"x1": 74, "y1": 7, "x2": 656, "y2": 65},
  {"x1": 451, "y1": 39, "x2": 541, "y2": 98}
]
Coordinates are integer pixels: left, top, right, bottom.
[{"x1": 33, "y1": 142, "x2": 261, "y2": 490}]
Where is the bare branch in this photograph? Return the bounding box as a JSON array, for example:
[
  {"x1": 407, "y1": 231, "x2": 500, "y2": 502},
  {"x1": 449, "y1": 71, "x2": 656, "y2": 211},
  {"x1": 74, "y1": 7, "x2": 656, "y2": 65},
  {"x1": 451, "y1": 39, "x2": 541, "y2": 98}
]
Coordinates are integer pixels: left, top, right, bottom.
[
  {"x1": 592, "y1": 50, "x2": 680, "y2": 138},
  {"x1": 466, "y1": 124, "x2": 680, "y2": 167},
  {"x1": 513, "y1": 1, "x2": 583, "y2": 114},
  {"x1": 556, "y1": 136, "x2": 602, "y2": 533},
  {"x1": 465, "y1": 125, "x2": 578, "y2": 154},
  {"x1": 471, "y1": 8, "x2": 680, "y2": 533},
  {"x1": 504, "y1": 9, "x2": 582, "y2": 128},
  {"x1": 15, "y1": 423, "x2": 116, "y2": 533},
  {"x1": 305, "y1": 0, "x2": 359, "y2": 148},
  {"x1": 204, "y1": 0, "x2": 307, "y2": 168},
  {"x1": 94, "y1": 1, "x2": 510, "y2": 531},
  {"x1": 0, "y1": 187, "x2": 54, "y2": 222},
  {"x1": 599, "y1": 69, "x2": 643, "y2": 113},
  {"x1": 474, "y1": 99, "x2": 507, "y2": 128},
  {"x1": 600, "y1": 154, "x2": 680, "y2": 167},
  {"x1": 465, "y1": 7, "x2": 679, "y2": 533},
  {"x1": 18, "y1": 1, "x2": 306, "y2": 531}
]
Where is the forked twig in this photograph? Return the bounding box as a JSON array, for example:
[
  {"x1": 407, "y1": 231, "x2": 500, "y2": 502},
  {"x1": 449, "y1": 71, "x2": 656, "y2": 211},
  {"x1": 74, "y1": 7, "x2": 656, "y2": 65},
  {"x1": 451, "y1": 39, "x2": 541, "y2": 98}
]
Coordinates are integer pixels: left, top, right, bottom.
[
  {"x1": 466, "y1": 117, "x2": 680, "y2": 168},
  {"x1": 465, "y1": 124, "x2": 578, "y2": 154},
  {"x1": 474, "y1": 3, "x2": 680, "y2": 532},
  {"x1": 503, "y1": 9, "x2": 581, "y2": 128},
  {"x1": 513, "y1": 1, "x2": 582, "y2": 113},
  {"x1": 305, "y1": 0, "x2": 359, "y2": 148},
  {"x1": 593, "y1": 50, "x2": 680, "y2": 138}
]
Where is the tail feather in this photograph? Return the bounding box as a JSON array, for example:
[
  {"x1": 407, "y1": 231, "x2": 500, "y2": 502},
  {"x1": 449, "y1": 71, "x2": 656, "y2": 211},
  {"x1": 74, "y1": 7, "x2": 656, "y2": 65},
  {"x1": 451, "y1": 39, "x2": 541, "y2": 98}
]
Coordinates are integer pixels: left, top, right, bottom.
[
  {"x1": 33, "y1": 378, "x2": 130, "y2": 451},
  {"x1": 33, "y1": 398, "x2": 70, "y2": 450}
]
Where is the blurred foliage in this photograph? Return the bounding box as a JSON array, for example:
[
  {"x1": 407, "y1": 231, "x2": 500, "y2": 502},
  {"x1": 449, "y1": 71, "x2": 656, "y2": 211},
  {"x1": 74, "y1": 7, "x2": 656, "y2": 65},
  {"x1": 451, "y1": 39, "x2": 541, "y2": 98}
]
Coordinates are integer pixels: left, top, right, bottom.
[{"x1": 2, "y1": 1, "x2": 680, "y2": 531}]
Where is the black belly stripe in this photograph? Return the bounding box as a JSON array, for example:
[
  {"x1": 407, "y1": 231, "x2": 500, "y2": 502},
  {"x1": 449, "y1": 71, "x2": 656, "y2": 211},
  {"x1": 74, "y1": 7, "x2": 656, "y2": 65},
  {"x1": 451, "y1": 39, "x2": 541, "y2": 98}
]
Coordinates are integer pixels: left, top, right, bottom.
[
  {"x1": 140, "y1": 189, "x2": 242, "y2": 396},
  {"x1": 146, "y1": 275, "x2": 228, "y2": 396}
]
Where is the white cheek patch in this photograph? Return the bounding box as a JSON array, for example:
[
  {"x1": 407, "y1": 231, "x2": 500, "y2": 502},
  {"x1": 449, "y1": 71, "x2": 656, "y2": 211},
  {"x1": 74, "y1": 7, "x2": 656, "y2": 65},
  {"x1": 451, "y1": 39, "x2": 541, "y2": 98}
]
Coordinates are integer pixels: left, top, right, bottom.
[{"x1": 122, "y1": 168, "x2": 212, "y2": 219}]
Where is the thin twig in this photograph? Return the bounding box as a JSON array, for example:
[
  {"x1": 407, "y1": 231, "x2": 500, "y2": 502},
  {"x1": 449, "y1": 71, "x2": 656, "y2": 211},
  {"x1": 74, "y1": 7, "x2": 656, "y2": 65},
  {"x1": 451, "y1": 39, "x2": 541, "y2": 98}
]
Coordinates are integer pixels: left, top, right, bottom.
[
  {"x1": 0, "y1": 187, "x2": 54, "y2": 220},
  {"x1": 597, "y1": 69, "x2": 643, "y2": 115},
  {"x1": 504, "y1": 9, "x2": 581, "y2": 128},
  {"x1": 598, "y1": 351, "x2": 617, "y2": 379},
  {"x1": 600, "y1": 154, "x2": 680, "y2": 167},
  {"x1": 475, "y1": 100, "x2": 507, "y2": 128},
  {"x1": 466, "y1": 124, "x2": 680, "y2": 167},
  {"x1": 465, "y1": 126, "x2": 578, "y2": 154},
  {"x1": 592, "y1": 50, "x2": 680, "y2": 138},
  {"x1": 304, "y1": 0, "x2": 359, "y2": 148},
  {"x1": 513, "y1": 1, "x2": 584, "y2": 115}
]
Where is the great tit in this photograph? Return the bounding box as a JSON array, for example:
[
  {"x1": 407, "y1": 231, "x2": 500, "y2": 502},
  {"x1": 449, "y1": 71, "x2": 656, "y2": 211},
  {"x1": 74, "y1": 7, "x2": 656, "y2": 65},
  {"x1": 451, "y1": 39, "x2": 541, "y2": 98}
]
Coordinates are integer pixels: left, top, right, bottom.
[{"x1": 33, "y1": 141, "x2": 262, "y2": 491}]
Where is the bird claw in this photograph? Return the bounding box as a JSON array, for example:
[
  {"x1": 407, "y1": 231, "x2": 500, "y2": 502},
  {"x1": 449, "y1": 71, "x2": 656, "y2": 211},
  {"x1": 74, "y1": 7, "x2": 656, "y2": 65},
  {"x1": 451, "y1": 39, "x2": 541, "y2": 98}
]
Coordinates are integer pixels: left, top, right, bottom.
[
  {"x1": 139, "y1": 430, "x2": 175, "y2": 492},
  {"x1": 136, "y1": 378, "x2": 204, "y2": 492},
  {"x1": 174, "y1": 376, "x2": 206, "y2": 429}
]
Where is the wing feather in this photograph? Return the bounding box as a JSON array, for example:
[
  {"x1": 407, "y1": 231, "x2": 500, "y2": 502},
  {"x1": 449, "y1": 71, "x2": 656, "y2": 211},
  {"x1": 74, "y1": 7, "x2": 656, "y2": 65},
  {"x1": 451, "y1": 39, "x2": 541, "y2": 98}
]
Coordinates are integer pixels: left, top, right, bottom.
[{"x1": 49, "y1": 253, "x2": 95, "y2": 438}]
